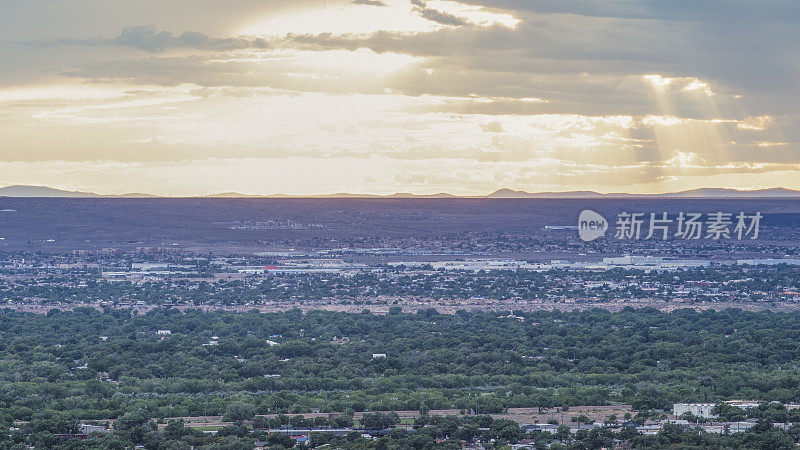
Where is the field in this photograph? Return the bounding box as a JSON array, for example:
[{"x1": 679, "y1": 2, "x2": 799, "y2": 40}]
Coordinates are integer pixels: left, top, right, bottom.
[{"x1": 150, "y1": 406, "x2": 635, "y2": 430}]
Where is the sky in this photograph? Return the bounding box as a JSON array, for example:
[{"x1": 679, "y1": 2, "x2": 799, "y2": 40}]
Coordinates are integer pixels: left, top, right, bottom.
[{"x1": 1, "y1": 0, "x2": 799, "y2": 196}]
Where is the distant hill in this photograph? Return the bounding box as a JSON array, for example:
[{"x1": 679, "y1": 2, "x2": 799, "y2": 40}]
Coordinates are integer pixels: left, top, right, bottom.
[
  {"x1": 0, "y1": 185, "x2": 156, "y2": 198},
  {"x1": 488, "y1": 188, "x2": 605, "y2": 198},
  {"x1": 2, "y1": 184, "x2": 800, "y2": 199},
  {"x1": 487, "y1": 187, "x2": 800, "y2": 199},
  {"x1": 0, "y1": 186, "x2": 461, "y2": 199},
  {"x1": 0, "y1": 185, "x2": 100, "y2": 198},
  {"x1": 385, "y1": 192, "x2": 458, "y2": 198},
  {"x1": 202, "y1": 192, "x2": 458, "y2": 198},
  {"x1": 663, "y1": 188, "x2": 800, "y2": 198},
  {"x1": 202, "y1": 192, "x2": 275, "y2": 198}
]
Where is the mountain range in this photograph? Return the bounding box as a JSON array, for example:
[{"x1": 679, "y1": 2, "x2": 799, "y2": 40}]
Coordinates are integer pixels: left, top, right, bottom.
[
  {"x1": 1, "y1": 185, "x2": 800, "y2": 199},
  {"x1": 0, "y1": 185, "x2": 158, "y2": 198},
  {"x1": 485, "y1": 187, "x2": 800, "y2": 198}
]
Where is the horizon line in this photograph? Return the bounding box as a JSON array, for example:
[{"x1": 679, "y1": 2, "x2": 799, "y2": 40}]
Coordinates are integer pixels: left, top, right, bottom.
[{"x1": 2, "y1": 184, "x2": 800, "y2": 199}]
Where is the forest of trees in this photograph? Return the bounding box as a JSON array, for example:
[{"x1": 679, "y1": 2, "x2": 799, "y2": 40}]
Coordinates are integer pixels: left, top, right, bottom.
[{"x1": 3, "y1": 306, "x2": 800, "y2": 448}]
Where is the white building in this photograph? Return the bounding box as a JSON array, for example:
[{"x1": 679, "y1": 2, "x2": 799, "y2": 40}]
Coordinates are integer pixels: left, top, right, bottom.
[
  {"x1": 737, "y1": 258, "x2": 800, "y2": 266},
  {"x1": 673, "y1": 403, "x2": 718, "y2": 418}
]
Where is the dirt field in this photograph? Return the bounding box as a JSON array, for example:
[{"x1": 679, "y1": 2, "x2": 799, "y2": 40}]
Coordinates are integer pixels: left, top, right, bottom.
[{"x1": 156, "y1": 405, "x2": 635, "y2": 430}]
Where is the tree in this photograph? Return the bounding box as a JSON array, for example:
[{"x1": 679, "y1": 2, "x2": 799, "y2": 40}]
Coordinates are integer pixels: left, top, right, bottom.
[
  {"x1": 361, "y1": 412, "x2": 395, "y2": 430},
  {"x1": 555, "y1": 425, "x2": 571, "y2": 443},
  {"x1": 224, "y1": 402, "x2": 256, "y2": 422},
  {"x1": 289, "y1": 414, "x2": 308, "y2": 428}
]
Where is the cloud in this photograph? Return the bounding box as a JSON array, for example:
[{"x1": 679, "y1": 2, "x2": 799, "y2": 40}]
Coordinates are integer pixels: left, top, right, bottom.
[
  {"x1": 3, "y1": 0, "x2": 800, "y2": 194},
  {"x1": 351, "y1": 0, "x2": 387, "y2": 5},
  {"x1": 276, "y1": 3, "x2": 798, "y2": 109},
  {"x1": 417, "y1": 8, "x2": 469, "y2": 26},
  {"x1": 454, "y1": 0, "x2": 800, "y2": 23},
  {"x1": 406, "y1": 0, "x2": 470, "y2": 27},
  {"x1": 114, "y1": 25, "x2": 174, "y2": 52},
  {"x1": 738, "y1": 116, "x2": 772, "y2": 131},
  {"x1": 480, "y1": 121, "x2": 505, "y2": 132},
  {"x1": 29, "y1": 25, "x2": 269, "y2": 53},
  {"x1": 115, "y1": 25, "x2": 270, "y2": 52}
]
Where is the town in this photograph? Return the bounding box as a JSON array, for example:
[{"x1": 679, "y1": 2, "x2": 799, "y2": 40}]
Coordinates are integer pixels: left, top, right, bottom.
[
  {"x1": 6, "y1": 0, "x2": 800, "y2": 446},
  {"x1": 3, "y1": 247, "x2": 800, "y2": 316},
  {"x1": 10, "y1": 400, "x2": 800, "y2": 448}
]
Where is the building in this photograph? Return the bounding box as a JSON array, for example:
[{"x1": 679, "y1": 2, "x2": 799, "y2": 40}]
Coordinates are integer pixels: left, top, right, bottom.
[
  {"x1": 738, "y1": 258, "x2": 800, "y2": 266},
  {"x1": 80, "y1": 424, "x2": 109, "y2": 435},
  {"x1": 725, "y1": 400, "x2": 761, "y2": 410},
  {"x1": 544, "y1": 225, "x2": 579, "y2": 231},
  {"x1": 673, "y1": 403, "x2": 717, "y2": 418}
]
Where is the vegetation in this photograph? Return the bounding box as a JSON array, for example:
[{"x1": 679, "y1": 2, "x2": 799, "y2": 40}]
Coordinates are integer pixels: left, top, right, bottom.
[
  {"x1": 4, "y1": 307, "x2": 800, "y2": 447},
  {"x1": 5, "y1": 263, "x2": 800, "y2": 305}
]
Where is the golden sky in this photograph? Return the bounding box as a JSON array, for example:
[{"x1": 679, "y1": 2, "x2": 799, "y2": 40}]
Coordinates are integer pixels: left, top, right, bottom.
[{"x1": 1, "y1": 0, "x2": 798, "y2": 196}]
